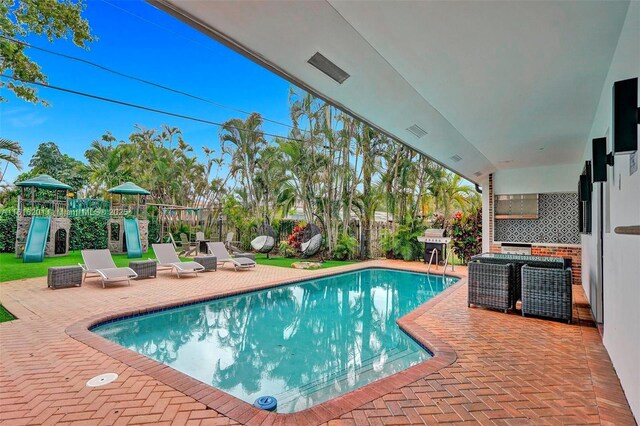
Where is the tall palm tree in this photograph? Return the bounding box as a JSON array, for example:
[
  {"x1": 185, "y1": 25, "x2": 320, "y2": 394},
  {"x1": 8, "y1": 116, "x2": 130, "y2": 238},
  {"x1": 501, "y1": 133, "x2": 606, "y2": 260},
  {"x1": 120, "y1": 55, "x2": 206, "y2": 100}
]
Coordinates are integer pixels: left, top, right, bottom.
[
  {"x1": 219, "y1": 113, "x2": 266, "y2": 216},
  {"x1": 0, "y1": 138, "x2": 23, "y2": 182}
]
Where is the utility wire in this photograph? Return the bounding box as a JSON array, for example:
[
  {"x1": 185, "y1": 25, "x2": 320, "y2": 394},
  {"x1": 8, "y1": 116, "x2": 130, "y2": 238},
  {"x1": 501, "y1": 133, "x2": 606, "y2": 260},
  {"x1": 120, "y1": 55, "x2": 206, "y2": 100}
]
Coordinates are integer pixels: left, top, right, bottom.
[
  {"x1": 1, "y1": 74, "x2": 305, "y2": 142},
  {"x1": 0, "y1": 34, "x2": 307, "y2": 134}
]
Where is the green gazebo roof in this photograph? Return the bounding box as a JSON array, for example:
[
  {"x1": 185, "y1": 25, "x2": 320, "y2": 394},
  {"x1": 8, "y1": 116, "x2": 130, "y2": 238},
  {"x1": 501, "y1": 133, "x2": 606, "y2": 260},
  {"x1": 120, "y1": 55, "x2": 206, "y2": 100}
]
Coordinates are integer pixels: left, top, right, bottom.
[
  {"x1": 16, "y1": 174, "x2": 72, "y2": 190},
  {"x1": 107, "y1": 182, "x2": 151, "y2": 195}
]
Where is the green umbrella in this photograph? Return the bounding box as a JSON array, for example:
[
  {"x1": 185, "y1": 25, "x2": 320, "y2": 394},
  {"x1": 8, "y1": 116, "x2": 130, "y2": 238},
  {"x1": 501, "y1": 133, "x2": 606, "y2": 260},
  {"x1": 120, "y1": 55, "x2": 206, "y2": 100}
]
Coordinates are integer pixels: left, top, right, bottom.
[
  {"x1": 107, "y1": 182, "x2": 151, "y2": 195},
  {"x1": 16, "y1": 174, "x2": 72, "y2": 190}
]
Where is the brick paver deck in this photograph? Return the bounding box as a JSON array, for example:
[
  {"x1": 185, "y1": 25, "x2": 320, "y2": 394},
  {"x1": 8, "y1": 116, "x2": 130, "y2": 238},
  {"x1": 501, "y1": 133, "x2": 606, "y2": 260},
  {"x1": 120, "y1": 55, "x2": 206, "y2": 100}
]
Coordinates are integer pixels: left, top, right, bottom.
[{"x1": 0, "y1": 260, "x2": 634, "y2": 425}]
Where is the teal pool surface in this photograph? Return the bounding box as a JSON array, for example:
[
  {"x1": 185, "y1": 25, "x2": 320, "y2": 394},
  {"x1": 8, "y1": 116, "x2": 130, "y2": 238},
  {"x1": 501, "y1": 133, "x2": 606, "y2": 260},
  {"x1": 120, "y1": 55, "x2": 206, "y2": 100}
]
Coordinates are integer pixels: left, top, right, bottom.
[{"x1": 92, "y1": 268, "x2": 458, "y2": 413}]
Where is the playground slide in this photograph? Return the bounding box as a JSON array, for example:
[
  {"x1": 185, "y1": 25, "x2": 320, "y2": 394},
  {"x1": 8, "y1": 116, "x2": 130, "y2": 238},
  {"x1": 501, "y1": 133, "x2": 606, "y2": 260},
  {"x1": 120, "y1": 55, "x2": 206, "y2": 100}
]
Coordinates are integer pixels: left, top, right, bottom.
[
  {"x1": 123, "y1": 218, "x2": 143, "y2": 258},
  {"x1": 23, "y1": 216, "x2": 51, "y2": 263}
]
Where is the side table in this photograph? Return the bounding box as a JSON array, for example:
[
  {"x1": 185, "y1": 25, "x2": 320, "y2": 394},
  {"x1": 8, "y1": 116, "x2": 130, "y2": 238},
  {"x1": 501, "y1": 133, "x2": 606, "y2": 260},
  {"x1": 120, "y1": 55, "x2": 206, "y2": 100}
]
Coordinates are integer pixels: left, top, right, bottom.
[
  {"x1": 129, "y1": 260, "x2": 157, "y2": 279},
  {"x1": 194, "y1": 255, "x2": 217, "y2": 271},
  {"x1": 48, "y1": 266, "x2": 83, "y2": 289}
]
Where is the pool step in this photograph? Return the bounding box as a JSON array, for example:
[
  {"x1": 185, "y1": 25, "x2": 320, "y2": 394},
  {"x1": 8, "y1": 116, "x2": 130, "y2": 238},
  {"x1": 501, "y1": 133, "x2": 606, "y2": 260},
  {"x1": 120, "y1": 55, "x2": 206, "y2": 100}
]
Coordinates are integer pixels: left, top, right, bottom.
[{"x1": 275, "y1": 346, "x2": 429, "y2": 410}]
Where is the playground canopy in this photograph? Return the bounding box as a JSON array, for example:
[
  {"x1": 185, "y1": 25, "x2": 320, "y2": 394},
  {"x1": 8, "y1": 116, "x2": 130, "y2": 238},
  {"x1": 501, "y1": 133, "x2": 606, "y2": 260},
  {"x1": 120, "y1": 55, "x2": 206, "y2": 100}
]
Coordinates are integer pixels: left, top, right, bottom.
[
  {"x1": 16, "y1": 174, "x2": 72, "y2": 190},
  {"x1": 107, "y1": 182, "x2": 151, "y2": 195}
]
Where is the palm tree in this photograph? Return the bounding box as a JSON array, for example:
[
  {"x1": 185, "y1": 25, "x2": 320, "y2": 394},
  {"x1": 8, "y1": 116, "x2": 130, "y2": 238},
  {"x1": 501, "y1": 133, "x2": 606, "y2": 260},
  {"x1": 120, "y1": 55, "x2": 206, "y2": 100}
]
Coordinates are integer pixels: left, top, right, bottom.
[
  {"x1": 219, "y1": 113, "x2": 266, "y2": 216},
  {"x1": 0, "y1": 138, "x2": 23, "y2": 182},
  {"x1": 438, "y1": 173, "x2": 476, "y2": 219}
]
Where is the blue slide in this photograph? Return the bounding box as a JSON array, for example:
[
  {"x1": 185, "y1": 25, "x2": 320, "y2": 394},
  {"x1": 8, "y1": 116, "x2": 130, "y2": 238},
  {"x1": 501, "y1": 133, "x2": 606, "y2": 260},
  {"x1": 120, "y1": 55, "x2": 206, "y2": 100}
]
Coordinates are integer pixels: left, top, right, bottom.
[
  {"x1": 23, "y1": 216, "x2": 51, "y2": 263},
  {"x1": 123, "y1": 218, "x2": 143, "y2": 258}
]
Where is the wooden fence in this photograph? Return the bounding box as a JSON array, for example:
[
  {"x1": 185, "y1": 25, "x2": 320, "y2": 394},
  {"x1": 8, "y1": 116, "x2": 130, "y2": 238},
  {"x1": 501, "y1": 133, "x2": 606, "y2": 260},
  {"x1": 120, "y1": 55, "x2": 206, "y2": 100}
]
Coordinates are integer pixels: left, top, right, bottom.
[{"x1": 201, "y1": 219, "x2": 393, "y2": 259}]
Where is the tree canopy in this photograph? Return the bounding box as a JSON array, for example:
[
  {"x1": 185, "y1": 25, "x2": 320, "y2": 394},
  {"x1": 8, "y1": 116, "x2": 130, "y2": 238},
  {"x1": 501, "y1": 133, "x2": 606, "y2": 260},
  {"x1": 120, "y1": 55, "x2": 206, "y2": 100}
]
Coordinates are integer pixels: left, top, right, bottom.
[
  {"x1": 2, "y1": 89, "x2": 480, "y2": 259},
  {"x1": 0, "y1": 0, "x2": 95, "y2": 104}
]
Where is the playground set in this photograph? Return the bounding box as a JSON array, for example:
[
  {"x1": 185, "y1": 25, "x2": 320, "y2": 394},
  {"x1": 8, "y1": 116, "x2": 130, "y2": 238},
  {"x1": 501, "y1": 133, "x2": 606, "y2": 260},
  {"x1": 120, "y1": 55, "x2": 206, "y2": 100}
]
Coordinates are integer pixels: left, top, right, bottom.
[{"x1": 15, "y1": 176, "x2": 150, "y2": 263}]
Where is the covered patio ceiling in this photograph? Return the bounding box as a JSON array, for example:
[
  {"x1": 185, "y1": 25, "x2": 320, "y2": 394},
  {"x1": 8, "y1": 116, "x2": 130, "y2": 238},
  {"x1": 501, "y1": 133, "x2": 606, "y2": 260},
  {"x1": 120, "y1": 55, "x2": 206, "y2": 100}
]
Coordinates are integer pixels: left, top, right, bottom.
[{"x1": 149, "y1": 0, "x2": 630, "y2": 183}]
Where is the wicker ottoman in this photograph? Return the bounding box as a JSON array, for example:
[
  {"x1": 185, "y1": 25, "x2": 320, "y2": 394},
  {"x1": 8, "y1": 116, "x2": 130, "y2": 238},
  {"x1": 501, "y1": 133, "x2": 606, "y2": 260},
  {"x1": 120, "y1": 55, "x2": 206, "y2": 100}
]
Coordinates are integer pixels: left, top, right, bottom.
[
  {"x1": 468, "y1": 261, "x2": 514, "y2": 313},
  {"x1": 129, "y1": 260, "x2": 157, "y2": 279},
  {"x1": 194, "y1": 255, "x2": 217, "y2": 271},
  {"x1": 48, "y1": 266, "x2": 83, "y2": 289},
  {"x1": 521, "y1": 265, "x2": 572, "y2": 323}
]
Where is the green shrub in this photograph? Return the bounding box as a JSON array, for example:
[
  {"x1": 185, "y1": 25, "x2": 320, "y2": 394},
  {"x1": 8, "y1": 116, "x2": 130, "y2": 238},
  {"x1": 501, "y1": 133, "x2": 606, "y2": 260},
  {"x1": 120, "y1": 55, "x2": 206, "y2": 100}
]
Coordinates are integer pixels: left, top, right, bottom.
[
  {"x1": 334, "y1": 233, "x2": 358, "y2": 260},
  {"x1": 70, "y1": 217, "x2": 108, "y2": 250},
  {"x1": 0, "y1": 209, "x2": 17, "y2": 253},
  {"x1": 278, "y1": 241, "x2": 296, "y2": 258},
  {"x1": 147, "y1": 217, "x2": 159, "y2": 244},
  {"x1": 379, "y1": 225, "x2": 424, "y2": 261}
]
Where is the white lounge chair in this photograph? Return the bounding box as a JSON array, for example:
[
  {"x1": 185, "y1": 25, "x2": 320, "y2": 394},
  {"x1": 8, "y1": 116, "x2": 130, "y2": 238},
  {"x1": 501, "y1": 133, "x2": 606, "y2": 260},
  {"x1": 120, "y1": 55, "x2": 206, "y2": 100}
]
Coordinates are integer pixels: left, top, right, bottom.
[
  {"x1": 206, "y1": 242, "x2": 256, "y2": 271},
  {"x1": 80, "y1": 249, "x2": 138, "y2": 288},
  {"x1": 152, "y1": 243, "x2": 204, "y2": 277}
]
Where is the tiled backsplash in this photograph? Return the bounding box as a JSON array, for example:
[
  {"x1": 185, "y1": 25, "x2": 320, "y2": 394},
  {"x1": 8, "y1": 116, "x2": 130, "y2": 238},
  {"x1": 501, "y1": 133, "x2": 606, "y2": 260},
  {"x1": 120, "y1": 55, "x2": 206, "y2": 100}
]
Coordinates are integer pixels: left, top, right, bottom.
[{"x1": 494, "y1": 192, "x2": 579, "y2": 244}]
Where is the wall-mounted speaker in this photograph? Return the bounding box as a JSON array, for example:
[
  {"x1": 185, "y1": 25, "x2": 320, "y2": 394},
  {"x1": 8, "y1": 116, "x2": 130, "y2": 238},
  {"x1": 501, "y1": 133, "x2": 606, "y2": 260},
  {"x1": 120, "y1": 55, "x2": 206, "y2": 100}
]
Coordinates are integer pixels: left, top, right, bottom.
[
  {"x1": 592, "y1": 137, "x2": 607, "y2": 182},
  {"x1": 612, "y1": 77, "x2": 638, "y2": 154},
  {"x1": 579, "y1": 174, "x2": 591, "y2": 202}
]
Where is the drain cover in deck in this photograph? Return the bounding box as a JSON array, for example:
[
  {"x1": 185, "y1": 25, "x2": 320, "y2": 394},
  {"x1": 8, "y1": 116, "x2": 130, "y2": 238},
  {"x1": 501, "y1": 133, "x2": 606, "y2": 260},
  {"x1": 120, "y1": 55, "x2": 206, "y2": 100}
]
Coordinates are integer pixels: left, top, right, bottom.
[{"x1": 86, "y1": 373, "x2": 118, "y2": 387}]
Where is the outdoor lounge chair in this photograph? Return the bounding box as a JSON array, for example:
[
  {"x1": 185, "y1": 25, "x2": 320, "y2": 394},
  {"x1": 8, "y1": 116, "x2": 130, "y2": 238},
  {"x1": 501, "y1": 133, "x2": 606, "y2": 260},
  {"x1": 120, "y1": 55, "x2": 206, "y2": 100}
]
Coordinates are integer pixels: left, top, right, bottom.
[
  {"x1": 152, "y1": 243, "x2": 205, "y2": 277},
  {"x1": 206, "y1": 242, "x2": 256, "y2": 271},
  {"x1": 178, "y1": 233, "x2": 197, "y2": 256},
  {"x1": 80, "y1": 249, "x2": 138, "y2": 288},
  {"x1": 224, "y1": 231, "x2": 243, "y2": 254}
]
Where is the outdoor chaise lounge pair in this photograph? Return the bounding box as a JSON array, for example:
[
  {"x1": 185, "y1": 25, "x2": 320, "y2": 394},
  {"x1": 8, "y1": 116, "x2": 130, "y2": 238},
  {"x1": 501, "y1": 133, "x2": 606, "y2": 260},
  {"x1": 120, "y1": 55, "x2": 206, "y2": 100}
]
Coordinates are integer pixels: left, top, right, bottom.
[
  {"x1": 80, "y1": 244, "x2": 204, "y2": 288},
  {"x1": 80, "y1": 242, "x2": 255, "y2": 288}
]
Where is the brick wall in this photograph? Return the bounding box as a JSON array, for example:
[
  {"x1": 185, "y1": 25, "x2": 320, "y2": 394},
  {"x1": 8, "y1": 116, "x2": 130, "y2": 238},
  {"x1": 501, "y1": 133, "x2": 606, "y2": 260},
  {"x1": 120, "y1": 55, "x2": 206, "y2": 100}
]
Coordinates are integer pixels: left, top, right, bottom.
[{"x1": 531, "y1": 246, "x2": 582, "y2": 285}]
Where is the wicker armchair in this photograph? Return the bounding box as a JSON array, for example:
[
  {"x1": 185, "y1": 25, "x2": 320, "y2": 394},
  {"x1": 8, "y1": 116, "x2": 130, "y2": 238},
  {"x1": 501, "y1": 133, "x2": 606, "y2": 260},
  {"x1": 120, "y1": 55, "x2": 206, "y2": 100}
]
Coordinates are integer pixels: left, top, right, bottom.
[
  {"x1": 468, "y1": 262, "x2": 515, "y2": 313},
  {"x1": 521, "y1": 265, "x2": 572, "y2": 323}
]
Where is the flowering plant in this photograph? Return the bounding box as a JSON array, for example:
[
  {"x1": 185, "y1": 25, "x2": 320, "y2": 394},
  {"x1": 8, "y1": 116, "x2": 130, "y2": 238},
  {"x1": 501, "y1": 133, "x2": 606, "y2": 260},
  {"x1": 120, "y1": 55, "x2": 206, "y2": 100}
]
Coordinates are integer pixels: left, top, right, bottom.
[
  {"x1": 286, "y1": 222, "x2": 307, "y2": 252},
  {"x1": 449, "y1": 209, "x2": 482, "y2": 263}
]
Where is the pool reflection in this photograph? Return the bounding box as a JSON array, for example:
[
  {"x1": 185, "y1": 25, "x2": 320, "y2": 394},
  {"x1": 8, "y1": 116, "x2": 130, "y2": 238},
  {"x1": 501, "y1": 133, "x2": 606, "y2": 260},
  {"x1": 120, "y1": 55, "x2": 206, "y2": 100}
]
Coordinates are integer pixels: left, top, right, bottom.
[{"x1": 94, "y1": 269, "x2": 457, "y2": 412}]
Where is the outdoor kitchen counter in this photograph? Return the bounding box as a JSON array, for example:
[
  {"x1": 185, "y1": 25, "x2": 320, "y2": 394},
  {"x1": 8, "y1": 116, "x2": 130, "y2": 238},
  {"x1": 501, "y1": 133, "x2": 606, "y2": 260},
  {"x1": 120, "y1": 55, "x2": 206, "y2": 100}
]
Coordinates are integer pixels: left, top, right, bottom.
[{"x1": 494, "y1": 242, "x2": 581, "y2": 248}]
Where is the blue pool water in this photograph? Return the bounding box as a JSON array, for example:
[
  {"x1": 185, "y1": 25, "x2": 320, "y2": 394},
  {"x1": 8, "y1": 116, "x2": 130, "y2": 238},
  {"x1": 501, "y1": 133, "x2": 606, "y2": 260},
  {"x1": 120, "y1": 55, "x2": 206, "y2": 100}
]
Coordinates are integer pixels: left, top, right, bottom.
[{"x1": 93, "y1": 268, "x2": 457, "y2": 413}]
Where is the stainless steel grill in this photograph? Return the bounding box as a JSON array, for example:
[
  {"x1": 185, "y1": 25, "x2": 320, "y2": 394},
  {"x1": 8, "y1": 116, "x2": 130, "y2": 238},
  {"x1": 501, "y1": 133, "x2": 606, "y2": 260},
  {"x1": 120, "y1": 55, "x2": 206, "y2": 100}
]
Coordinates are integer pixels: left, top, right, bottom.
[{"x1": 417, "y1": 229, "x2": 453, "y2": 274}]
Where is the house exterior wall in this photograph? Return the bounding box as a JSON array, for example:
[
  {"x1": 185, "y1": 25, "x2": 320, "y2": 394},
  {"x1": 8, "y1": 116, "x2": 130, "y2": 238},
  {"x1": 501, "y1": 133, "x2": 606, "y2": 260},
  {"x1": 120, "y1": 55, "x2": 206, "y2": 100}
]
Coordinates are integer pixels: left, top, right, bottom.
[
  {"x1": 483, "y1": 3, "x2": 639, "y2": 417},
  {"x1": 579, "y1": 1, "x2": 640, "y2": 418}
]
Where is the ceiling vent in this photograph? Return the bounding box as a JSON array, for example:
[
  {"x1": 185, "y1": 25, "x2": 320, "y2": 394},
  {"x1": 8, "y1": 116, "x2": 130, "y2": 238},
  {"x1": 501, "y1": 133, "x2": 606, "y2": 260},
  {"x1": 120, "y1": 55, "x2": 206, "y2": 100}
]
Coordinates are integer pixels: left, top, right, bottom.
[
  {"x1": 406, "y1": 124, "x2": 427, "y2": 138},
  {"x1": 474, "y1": 171, "x2": 483, "y2": 177},
  {"x1": 450, "y1": 154, "x2": 463, "y2": 162},
  {"x1": 307, "y1": 52, "x2": 350, "y2": 84}
]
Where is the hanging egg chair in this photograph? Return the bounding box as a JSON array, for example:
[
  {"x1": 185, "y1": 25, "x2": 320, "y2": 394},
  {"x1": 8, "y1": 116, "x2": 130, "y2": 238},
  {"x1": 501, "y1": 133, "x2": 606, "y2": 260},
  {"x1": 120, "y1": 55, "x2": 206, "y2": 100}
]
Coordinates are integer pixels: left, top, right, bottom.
[
  {"x1": 251, "y1": 223, "x2": 277, "y2": 254},
  {"x1": 300, "y1": 223, "x2": 322, "y2": 257}
]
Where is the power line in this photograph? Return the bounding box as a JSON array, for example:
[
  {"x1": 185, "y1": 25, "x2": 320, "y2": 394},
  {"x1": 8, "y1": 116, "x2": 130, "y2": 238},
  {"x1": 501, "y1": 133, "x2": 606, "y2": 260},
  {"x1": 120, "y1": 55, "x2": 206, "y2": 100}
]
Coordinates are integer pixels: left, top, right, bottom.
[
  {"x1": 1, "y1": 74, "x2": 305, "y2": 143},
  {"x1": 0, "y1": 34, "x2": 307, "y2": 134}
]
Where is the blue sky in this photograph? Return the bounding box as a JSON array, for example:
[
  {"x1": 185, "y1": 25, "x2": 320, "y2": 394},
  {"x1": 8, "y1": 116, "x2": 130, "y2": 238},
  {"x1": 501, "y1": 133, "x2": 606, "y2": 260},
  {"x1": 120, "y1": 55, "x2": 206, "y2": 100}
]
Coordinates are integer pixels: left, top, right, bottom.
[{"x1": 0, "y1": 0, "x2": 295, "y2": 182}]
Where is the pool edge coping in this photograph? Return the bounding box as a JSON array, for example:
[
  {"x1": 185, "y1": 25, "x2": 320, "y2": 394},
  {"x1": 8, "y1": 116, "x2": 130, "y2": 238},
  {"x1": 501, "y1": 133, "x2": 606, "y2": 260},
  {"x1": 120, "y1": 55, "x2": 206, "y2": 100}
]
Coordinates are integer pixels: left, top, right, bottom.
[{"x1": 66, "y1": 262, "x2": 465, "y2": 425}]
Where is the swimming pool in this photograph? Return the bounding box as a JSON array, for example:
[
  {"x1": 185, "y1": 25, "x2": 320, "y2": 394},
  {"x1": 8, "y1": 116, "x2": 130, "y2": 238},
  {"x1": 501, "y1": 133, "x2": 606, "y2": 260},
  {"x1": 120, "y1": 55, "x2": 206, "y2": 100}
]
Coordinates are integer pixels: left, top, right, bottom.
[{"x1": 92, "y1": 268, "x2": 458, "y2": 413}]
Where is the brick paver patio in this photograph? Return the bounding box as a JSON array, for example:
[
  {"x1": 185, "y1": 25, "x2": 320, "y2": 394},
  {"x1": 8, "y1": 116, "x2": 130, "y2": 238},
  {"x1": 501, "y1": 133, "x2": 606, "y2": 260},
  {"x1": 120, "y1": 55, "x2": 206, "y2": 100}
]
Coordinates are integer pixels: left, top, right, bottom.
[{"x1": 0, "y1": 260, "x2": 635, "y2": 425}]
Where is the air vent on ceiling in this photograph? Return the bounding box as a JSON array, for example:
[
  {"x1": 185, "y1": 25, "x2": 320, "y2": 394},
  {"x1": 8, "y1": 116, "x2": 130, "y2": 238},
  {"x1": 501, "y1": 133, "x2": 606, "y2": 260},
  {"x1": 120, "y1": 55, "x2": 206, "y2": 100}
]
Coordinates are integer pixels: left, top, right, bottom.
[
  {"x1": 406, "y1": 124, "x2": 427, "y2": 138},
  {"x1": 450, "y1": 154, "x2": 463, "y2": 162},
  {"x1": 474, "y1": 171, "x2": 483, "y2": 177},
  {"x1": 307, "y1": 52, "x2": 350, "y2": 84}
]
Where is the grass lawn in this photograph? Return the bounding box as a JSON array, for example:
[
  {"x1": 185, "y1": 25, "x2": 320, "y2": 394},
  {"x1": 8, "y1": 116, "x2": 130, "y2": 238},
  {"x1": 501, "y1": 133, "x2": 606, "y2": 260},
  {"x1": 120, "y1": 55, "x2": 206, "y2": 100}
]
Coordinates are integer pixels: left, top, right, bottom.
[
  {"x1": 0, "y1": 249, "x2": 166, "y2": 283},
  {"x1": 255, "y1": 253, "x2": 358, "y2": 269},
  {"x1": 0, "y1": 249, "x2": 355, "y2": 282},
  {"x1": 0, "y1": 304, "x2": 15, "y2": 323}
]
